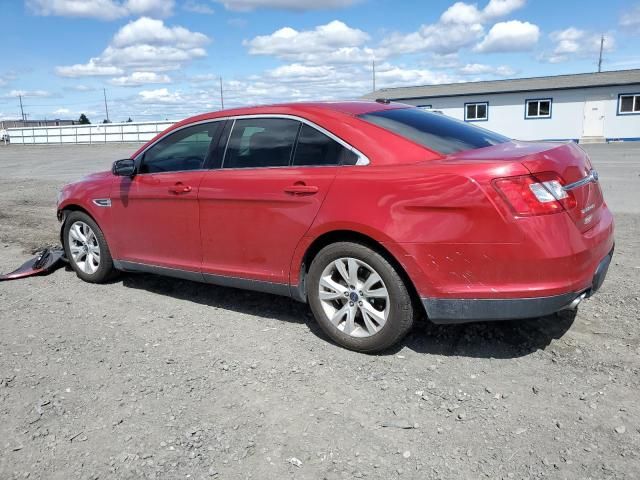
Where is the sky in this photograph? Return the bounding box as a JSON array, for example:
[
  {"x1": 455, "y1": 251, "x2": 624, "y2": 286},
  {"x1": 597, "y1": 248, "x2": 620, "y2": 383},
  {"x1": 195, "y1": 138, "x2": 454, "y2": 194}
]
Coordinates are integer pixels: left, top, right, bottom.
[{"x1": 0, "y1": 0, "x2": 639, "y2": 123}]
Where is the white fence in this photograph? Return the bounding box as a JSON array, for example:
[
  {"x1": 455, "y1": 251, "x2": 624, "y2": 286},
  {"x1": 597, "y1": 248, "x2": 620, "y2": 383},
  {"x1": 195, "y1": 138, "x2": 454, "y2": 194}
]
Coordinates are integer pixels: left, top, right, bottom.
[{"x1": 6, "y1": 120, "x2": 176, "y2": 145}]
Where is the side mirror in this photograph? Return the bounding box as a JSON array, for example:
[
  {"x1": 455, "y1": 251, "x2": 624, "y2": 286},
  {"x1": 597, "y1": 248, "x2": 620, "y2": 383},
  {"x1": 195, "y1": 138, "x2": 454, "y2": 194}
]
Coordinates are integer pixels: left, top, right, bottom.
[{"x1": 112, "y1": 158, "x2": 136, "y2": 177}]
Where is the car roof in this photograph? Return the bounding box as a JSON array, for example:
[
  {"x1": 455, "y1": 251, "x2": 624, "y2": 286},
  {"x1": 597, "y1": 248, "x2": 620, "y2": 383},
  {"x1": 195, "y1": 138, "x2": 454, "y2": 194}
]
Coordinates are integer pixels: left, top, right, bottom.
[
  {"x1": 174, "y1": 100, "x2": 409, "y2": 127},
  {"x1": 258, "y1": 100, "x2": 407, "y2": 116}
]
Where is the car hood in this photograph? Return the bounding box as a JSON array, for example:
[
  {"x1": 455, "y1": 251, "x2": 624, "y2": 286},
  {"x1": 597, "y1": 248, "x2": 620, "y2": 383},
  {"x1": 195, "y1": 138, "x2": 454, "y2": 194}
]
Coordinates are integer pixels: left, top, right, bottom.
[{"x1": 77, "y1": 170, "x2": 112, "y2": 182}]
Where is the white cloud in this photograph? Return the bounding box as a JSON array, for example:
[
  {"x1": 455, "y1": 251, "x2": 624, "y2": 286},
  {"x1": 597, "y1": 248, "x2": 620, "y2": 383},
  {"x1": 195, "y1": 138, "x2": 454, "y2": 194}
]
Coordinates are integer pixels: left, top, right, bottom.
[
  {"x1": 620, "y1": 4, "x2": 640, "y2": 32},
  {"x1": 550, "y1": 27, "x2": 585, "y2": 55},
  {"x1": 245, "y1": 20, "x2": 369, "y2": 62},
  {"x1": 56, "y1": 18, "x2": 209, "y2": 78},
  {"x1": 189, "y1": 73, "x2": 220, "y2": 83},
  {"x1": 440, "y1": 0, "x2": 526, "y2": 23},
  {"x1": 458, "y1": 63, "x2": 516, "y2": 76},
  {"x1": 440, "y1": 2, "x2": 482, "y2": 24},
  {"x1": 378, "y1": 22, "x2": 484, "y2": 56},
  {"x1": 111, "y1": 17, "x2": 208, "y2": 48},
  {"x1": 266, "y1": 64, "x2": 336, "y2": 81},
  {"x1": 2, "y1": 89, "x2": 52, "y2": 98},
  {"x1": 121, "y1": 60, "x2": 462, "y2": 119},
  {"x1": 375, "y1": 64, "x2": 456, "y2": 88},
  {"x1": 376, "y1": 0, "x2": 528, "y2": 57},
  {"x1": 184, "y1": 1, "x2": 215, "y2": 14},
  {"x1": 126, "y1": 0, "x2": 174, "y2": 16},
  {"x1": 26, "y1": 0, "x2": 174, "y2": 20},
  {"x1": 474, "y1": 20, "x2": 540, "y2": 52},
  {"x1": 482, "y1": 0, "x2": 526, "y2": 19},
  {"x1": 215, "y1": 0, "x2": 358, "y2": 11},
  {"x1": 138, "y1": 88, "x2": 183, "y2": 103},
  {"x1": 540, "y1": 28, "x2": 615, "y2": 63},
  {"x1": 110, "y1": 71, "x2": 172, "y2": 86},
  {"x1": 56, "y1": 59, "x2": 124, "y2": 77},
  {"x1": 54, "y1": 108, "x2": 71, "y2": 115},
  {"x1": 67, "y1": 85, "x2": 96, "y2": 92}
]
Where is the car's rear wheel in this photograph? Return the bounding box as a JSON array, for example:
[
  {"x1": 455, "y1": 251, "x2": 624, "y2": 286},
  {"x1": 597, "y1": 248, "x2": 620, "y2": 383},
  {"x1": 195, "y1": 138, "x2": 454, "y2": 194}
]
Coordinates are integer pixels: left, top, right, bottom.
[
  {"x1": 307, "y1": 242, "x2": 415, "y2": 352},
  {"x1": 63, "y1": 211, "x2": 116, "y2": 283}
]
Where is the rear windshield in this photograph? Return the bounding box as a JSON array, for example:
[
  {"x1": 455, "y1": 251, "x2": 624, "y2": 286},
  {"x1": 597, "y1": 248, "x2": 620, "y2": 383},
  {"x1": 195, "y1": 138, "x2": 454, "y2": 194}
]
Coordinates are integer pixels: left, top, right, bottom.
[{"x1": 359, "y1": 107, "x2": 509, "y2": 155}]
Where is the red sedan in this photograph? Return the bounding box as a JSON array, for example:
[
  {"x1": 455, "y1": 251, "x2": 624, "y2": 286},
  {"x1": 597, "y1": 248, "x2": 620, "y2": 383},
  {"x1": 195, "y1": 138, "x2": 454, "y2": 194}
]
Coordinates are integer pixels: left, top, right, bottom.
[{"x1": 56, "y1": 101, "x2": 614, "y2": 352}]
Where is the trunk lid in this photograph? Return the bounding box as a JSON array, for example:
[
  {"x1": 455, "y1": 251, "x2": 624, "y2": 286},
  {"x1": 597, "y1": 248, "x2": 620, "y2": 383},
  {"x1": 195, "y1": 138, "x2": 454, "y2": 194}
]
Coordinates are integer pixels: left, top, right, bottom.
[
  {"x1": 448, "y1": 141, "x2": 604, "y2": 232},
  {"x1": 517, "y1": 141, "x2": 603, "y2": 232}
]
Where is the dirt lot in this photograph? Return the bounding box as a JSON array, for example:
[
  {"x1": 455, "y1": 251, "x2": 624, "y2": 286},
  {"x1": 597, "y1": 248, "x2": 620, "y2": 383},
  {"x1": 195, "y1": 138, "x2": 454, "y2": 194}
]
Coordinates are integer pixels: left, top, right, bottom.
[{"x1": 0, "y1": 143, "x2": 639, "y2": 480}]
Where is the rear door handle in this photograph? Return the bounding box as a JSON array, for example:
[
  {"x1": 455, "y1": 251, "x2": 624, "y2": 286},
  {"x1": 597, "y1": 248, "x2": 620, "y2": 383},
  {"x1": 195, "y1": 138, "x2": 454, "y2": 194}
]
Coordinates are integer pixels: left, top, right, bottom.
[
  {"x1": 169, "y1": 183, "x2": 192, "y2": 194},
  {"x1": 284, "y1": 184, "x2": 319, "y2": 195}
]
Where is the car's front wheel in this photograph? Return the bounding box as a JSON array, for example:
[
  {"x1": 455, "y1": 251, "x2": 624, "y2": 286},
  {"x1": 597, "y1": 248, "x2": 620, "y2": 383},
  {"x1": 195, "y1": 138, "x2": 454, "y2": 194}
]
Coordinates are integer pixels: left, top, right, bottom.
[
  {"x1": 307, "y1": 242, "x2": 415, "y2": 352},
  {"x1": 63, "y1": 211, "x2": 116, "y2": 283}
]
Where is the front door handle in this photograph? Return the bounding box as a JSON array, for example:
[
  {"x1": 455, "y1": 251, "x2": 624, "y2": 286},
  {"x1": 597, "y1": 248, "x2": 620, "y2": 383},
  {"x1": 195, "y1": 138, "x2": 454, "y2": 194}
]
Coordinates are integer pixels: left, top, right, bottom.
[
  {"x1": 169, "y1": 183, "x2": 192, "y2": 194},
  {"x1": 284, "y1": 184, "x2": 319, "y2": 195}
]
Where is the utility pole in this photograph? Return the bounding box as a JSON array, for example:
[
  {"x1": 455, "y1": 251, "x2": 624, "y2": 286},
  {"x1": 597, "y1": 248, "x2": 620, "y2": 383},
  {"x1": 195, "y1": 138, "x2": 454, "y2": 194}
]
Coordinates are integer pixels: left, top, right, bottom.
[
  {"x1": 597, "y1": 35, "x2": 604, "y2": 73},
  {"x1": 219, "y1": 77, "x2": 224, "y2": 110},
  {"x1": 19, "y1": 94, "x2": 25, "y2": 122},
  {"x1": 103, "y1": 88, "x2": 110, "y2": 123},
  {"x1": 372, "y1": 59, "x2": 376, "y2": 92}
]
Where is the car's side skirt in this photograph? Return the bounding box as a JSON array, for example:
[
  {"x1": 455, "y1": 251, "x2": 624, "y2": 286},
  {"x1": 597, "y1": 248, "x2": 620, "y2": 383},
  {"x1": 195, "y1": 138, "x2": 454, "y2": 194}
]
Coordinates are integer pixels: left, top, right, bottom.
[{"x1": 113, "y1": 260, "x2": 292, "y2": 298}]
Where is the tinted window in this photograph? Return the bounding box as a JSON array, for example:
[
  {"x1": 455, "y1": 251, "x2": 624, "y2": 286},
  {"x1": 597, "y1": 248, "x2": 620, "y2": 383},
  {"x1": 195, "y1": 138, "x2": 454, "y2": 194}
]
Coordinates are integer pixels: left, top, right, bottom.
[
  {"x1": 140, "y1": 122, "x2": 220, "y2": 174},
  {"x1": 293, "y1": 124, "x2": 356, "y2": 166},
  {"x1": 619, "y1": 94, "x2": 640, "y2": 113},
  {"x1": 539, "y1": 100, "x2": 551, "y2": 116},
  {"x1": 223, "y1": 118, "x2": 300, "y2": 169},
  {"x1": 620, "y1": 96, "x2": 633, "y2": 112},
  {"x1": 359, "y1": 108, "x2": 509, "y2": 155}
]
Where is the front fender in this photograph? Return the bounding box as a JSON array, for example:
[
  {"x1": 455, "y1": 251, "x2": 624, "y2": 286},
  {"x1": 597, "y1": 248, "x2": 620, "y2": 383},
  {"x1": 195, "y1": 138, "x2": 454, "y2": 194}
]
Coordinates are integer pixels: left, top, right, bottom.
[{"x1": 57, "y1": 176, "x2": 115, "y2": 250}]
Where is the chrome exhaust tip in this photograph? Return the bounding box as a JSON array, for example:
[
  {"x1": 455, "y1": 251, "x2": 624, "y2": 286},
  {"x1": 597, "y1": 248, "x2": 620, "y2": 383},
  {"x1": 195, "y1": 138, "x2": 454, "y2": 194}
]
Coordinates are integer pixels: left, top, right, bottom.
[{"x1": 566, "y1": 293, "x2": 587, "y2": 311}]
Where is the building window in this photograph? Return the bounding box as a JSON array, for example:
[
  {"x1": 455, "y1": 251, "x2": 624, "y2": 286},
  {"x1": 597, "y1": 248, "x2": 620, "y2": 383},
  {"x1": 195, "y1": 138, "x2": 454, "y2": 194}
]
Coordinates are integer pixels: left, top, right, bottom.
[
  {"x1": 618, "y1": 93, "x2": 640, "y2": 115},
  {"x1": 525, "y1": 98, "x2": 552, "y2": 119},
  {"x1": 464, "y1": 102, "x2": 488, "y2": 121}
]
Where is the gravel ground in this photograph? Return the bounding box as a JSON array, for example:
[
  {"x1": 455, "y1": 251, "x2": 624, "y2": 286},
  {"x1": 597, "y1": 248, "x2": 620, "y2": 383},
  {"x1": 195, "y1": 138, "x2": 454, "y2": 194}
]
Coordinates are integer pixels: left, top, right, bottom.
[{"x1": 0, "y1": 142, "x2": 639, "y2": 480}]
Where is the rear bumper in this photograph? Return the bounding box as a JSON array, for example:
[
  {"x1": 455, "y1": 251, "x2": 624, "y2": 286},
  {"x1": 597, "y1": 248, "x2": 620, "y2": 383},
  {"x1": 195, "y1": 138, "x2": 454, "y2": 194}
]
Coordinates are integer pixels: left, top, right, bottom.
[{"x1": 423, "y1": 247, "x2": 613, "y2": 324}]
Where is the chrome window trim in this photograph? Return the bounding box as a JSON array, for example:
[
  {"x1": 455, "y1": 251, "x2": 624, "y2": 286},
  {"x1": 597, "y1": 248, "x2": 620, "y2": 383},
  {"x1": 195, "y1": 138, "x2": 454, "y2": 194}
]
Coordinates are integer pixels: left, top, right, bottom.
[
  {"x1": 221, "y1": 119, "x2": 235, "y2": 169},
  {"x1": 135, "y1": 114, "x2": 370, "y2": 169},
  {"x1": 562, "y1": 170, "x2": 599, "y2": 192}
]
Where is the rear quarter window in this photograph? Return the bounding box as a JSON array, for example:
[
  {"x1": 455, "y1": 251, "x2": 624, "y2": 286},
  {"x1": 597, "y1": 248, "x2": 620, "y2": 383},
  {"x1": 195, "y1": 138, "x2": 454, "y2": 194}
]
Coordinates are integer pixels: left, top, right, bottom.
[{"x1": 359, "y1": 108, "x2": 509, "y2": 155}]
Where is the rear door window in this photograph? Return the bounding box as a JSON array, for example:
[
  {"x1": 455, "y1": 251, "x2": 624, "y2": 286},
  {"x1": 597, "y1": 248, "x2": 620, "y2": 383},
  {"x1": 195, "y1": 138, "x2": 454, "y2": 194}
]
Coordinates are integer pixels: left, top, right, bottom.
[
  {"x1": 359, "y1": 107, "x2": 509, "y2": 155},
  {"x1": 223, "y1": 118, "x2": 300, "y2": 169},
  {"x1": 292, "y1": 124, "x2": 357, "y2": 166}
]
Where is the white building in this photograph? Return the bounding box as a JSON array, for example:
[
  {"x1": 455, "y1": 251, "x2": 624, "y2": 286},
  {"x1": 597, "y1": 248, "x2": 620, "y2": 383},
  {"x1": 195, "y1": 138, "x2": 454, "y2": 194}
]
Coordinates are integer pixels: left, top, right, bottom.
[{"x1": 363, "y1": 69, "x2": 640, "y2": 143}]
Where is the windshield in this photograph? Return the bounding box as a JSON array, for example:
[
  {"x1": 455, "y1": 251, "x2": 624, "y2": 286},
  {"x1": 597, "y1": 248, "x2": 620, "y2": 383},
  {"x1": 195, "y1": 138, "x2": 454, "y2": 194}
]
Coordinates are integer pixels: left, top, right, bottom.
[{"x1": 359, "y1": 107, "x2": 510, "y2": 155}]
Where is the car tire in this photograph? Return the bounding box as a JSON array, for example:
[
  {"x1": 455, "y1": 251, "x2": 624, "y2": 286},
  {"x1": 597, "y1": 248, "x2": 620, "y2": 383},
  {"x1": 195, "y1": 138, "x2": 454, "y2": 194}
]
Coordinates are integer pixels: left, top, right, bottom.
[
  {"x1": 307, "y1": 242, "x2": 415, "y2": 353},
  {"x1": 63, "y1": 211, "x2": 117, "y2": 284}
]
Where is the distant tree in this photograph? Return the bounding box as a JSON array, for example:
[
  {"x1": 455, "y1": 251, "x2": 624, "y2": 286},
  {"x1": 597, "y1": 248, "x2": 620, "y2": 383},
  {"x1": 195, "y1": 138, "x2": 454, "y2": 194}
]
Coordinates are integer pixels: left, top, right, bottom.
[
  {"x1": 126, "y1": 117, "x2": 133, "y2": 123},
  {"x1": 102, "y1": 119, "x2": 111, "y2": 124},
  {"x1": 78, "y1": 114, "x2": 91, "y2": 125}
]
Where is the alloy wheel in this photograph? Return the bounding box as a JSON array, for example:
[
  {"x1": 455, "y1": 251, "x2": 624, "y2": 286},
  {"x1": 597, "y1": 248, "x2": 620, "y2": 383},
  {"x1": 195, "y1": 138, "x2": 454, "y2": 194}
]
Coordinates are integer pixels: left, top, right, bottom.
[
  {"x1": 318, "y1": 257, "x2": 390, "y2": 338},
  {"x1": 68, "y1": 221, "x2": 101, "y2": 275}
]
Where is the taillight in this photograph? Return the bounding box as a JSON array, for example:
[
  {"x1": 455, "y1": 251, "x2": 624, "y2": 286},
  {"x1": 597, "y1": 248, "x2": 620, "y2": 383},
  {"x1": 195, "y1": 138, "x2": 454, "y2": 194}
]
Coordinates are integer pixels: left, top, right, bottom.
[{"x1": 493, "y1": 172, "x2": 576, "y2": 216}]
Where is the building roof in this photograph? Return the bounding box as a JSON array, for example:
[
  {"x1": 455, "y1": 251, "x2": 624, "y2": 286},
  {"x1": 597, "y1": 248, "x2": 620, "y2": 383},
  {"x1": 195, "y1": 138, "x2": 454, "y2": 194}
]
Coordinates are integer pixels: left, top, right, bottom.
[{"x1": 362, "y1": 69, "x2": 640, "y2": 101}]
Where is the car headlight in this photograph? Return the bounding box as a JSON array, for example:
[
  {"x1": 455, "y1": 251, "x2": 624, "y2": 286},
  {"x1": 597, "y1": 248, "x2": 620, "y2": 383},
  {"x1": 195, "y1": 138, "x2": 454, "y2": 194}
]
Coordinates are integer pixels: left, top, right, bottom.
[{"x1": 56, "y1": 190, "x2": 63, "y2": 206}]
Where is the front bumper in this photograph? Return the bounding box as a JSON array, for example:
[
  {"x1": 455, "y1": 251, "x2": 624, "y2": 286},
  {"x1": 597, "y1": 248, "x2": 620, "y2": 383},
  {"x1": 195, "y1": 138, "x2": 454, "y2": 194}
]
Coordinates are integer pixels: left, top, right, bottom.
[{"x1": 423, "y1": 247, "x2": 613, "y2": 324}]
